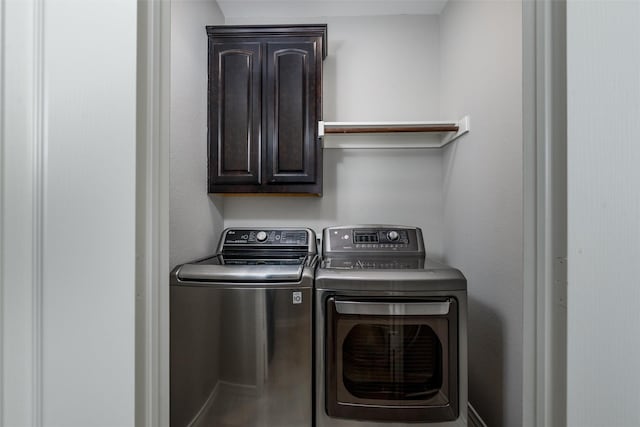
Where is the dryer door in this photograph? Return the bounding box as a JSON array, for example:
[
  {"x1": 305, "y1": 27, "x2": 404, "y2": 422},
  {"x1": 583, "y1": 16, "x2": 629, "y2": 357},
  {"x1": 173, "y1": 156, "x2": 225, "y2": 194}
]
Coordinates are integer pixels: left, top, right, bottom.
[{"x1": 325, "y1": 297, "x2": 458, "y2": 423}]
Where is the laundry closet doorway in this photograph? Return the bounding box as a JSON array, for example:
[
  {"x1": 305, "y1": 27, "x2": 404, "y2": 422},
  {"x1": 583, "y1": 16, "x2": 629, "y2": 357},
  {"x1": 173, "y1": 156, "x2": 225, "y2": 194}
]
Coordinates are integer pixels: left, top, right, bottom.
[{"x1": 136, "y1": 2, "x2": 567, "y2": 427}]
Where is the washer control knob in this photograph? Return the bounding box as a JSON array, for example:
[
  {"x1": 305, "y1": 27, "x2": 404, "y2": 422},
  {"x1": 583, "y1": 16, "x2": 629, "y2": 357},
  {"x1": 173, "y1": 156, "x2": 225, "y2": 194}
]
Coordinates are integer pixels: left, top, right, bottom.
[
  {"x1": 387, "y1": 230, "x2": 399, "y2": 241},
  {"x1": 256, "y1": 231, "x2": 268, "y2": 242}
]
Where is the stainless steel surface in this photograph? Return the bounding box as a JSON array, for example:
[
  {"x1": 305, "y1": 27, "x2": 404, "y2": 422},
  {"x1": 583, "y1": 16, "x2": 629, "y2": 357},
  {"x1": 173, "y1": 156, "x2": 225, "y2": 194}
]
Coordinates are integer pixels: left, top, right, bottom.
[
  {"x1": 177, "y1": 263, "x2": 304, "y2": 283},
  {"x1": 315, "y1": 225, "x2": 468, "y2": 427},
  {"x1": 316, "y1": 256, "x2": 466, "y2": 293},
  {"x1": 322, "y1": 224, "x2": 425, "y2": 256},
  {"x1": 172, "y1": 284, "x2": 313, "y2": 427},
  {"x1": 315, "y1": 288, "x2": 468, "y2": 427},
  {"x1": 170, "y1": 227, "x2": 317, "y2": 427},
  {"x1": 334, "y1": 300, "x2": 451, "y2": 316},
  {"x1": 217, "y1": 227, "x2": 317, "y2": 255}
]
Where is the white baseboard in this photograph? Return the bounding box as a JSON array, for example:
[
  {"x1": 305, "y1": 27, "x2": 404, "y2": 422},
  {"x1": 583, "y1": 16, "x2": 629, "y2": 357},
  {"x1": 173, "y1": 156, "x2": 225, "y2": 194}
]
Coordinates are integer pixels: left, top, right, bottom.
[{"x1": 468, "y1": 403, "x2": 488, "y2": 427}]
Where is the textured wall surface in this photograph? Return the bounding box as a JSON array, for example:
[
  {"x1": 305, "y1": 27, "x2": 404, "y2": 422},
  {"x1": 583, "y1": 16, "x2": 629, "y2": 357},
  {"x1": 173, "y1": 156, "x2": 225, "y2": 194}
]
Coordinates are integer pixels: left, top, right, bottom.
[
  {"x1": 439, "y1": 2, "x2": 523, "y2": 426},
  {"x1": 566, "y1": 1, "x2": 640, "y2": 426},
  {"x1": 170, "y1": 0, "x2": 225, "y2": 268}
]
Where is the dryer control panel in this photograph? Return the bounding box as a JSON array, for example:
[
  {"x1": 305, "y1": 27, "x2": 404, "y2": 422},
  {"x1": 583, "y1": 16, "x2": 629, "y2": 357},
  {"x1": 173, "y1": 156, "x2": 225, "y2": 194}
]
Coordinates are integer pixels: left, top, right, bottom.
[{"x1": 323, "y1": 225, "x2": 424, "y2": 256}]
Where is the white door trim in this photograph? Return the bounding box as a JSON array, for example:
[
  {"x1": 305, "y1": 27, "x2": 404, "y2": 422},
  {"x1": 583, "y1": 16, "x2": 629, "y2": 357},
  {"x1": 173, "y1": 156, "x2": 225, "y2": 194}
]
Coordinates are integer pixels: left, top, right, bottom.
[
  {"x1": 523, "y1": 0, "x2": 567, "y2": 426},
  {"x1": 136, "y1": 0, "x2": 171, "y2": 426},
  {"x1": 32, "y1": 0, "x2": 45, "y2": 423},
  {"x1": 1, "y1": 0, "x2": 45, "y2": 425},
  {"x1": 0, "y1": 0, "x2": 5, "y2": 422}
]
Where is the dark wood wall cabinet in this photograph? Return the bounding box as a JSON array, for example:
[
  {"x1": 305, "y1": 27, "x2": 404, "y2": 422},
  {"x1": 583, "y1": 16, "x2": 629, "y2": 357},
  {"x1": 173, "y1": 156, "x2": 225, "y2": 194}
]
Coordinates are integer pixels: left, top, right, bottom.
[{"x1": 206, "y1": 25, "x2": 327, "y2": 195}]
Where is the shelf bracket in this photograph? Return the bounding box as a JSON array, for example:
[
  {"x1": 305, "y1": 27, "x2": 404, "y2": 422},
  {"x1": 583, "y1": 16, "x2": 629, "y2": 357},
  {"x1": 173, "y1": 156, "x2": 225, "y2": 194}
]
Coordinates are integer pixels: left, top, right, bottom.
[{"x1": 439, "y1": 115, "x2": 470, "y2": 147}]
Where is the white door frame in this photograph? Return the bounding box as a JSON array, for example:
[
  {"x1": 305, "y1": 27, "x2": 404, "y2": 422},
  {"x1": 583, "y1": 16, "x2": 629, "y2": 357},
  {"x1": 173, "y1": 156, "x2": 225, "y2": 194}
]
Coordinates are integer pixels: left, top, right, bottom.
[
  {"x1": 523, "y1": 0, "x2": 567, "y2": 426},
  {"x1": 134, "y1": 0, "x2": 568, "y2": 426},
  {"x1": 135, "y1": 0, "x2": 172, "y2": 426},
  {"x1": 0, "y1": 0, "x2": 44, "y2": 425}
]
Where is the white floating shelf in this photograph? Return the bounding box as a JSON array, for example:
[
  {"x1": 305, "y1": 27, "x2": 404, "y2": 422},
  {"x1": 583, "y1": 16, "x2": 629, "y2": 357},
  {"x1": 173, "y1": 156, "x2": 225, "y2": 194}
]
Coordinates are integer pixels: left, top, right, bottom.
[{"x1": 318, "y1": 116, "x2": 470, "y2": 149}]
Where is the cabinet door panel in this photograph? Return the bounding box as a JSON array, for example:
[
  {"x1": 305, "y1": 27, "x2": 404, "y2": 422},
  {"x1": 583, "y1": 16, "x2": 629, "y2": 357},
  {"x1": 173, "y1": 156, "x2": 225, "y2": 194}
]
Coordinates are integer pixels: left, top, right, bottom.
[
  {"x1": 265, "y1": 41, "x2": 317, "y2": 184},
  {"x1": 209, "y1": 42, "x2": 261, "y2": 188}
]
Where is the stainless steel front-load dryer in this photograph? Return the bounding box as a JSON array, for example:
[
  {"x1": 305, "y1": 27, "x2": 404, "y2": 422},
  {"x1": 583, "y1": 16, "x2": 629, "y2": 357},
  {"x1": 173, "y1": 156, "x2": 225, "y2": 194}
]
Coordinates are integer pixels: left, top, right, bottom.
[{"x1": 315, "y1": 225, "x2": 468, "y2": 427}]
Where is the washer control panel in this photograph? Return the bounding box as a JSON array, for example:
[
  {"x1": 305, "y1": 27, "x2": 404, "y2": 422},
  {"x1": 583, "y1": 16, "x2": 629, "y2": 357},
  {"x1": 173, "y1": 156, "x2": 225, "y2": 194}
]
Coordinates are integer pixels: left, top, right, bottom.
[
  {"x1": 324, "y1": 226, "x2": 424, "y2": 255},
  {"x1": 223, "y1": 229, "x2": 310, "y2": 246}
]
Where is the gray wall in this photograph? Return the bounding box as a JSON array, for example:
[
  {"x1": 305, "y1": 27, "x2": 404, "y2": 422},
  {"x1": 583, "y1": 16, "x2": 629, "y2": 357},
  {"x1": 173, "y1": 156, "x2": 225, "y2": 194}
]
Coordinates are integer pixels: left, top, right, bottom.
[
  {"x1": 439, "y1": 2, "x2": 523, "y2": 426},
  {"x1": 170, "y1": 0, "x2": 225, "y2": 268},
  {"x1": 169, "y1": 3, "x2": 227, "y2": 425},
  {"x1": 566, "y1": 1, "x2": 640, "y2": 426},
  {"x1": 223, "y1": 15, "x2": 446, "y2": 259}
]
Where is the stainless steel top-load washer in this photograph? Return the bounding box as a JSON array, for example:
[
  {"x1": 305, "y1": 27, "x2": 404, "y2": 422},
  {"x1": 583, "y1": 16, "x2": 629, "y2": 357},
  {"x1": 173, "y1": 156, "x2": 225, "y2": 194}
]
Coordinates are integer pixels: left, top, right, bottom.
[
  {"x1": 315, "y1": 225, "x2": 468, "y2": 427},
  {"x1": 170, "y1": 227, "x2": 317, "y2": 427}
]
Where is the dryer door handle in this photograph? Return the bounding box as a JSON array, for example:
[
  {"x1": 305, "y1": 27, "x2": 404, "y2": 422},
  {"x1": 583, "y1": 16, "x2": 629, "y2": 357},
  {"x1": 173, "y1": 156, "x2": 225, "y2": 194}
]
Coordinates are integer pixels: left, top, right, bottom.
[{"x1": 334, "y1": 300, "x2": 450, "y2": 316}]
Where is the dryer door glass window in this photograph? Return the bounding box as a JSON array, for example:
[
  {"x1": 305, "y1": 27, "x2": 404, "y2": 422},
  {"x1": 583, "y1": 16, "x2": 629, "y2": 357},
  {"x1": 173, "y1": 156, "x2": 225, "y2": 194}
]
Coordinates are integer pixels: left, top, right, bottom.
[{"x1": 342, "y1": 323, "x2": 443, "y2": 400}]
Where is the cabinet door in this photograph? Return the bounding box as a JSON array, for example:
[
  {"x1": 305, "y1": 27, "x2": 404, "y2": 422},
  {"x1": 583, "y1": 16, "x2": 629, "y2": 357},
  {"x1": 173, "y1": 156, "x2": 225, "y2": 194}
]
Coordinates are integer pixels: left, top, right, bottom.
[
  {"x1": 209, "y1": 41, "x2": 261, "y2": 189},
  {"x1": 265, "y1": 40, "x2": 319, "y2": 185}
]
